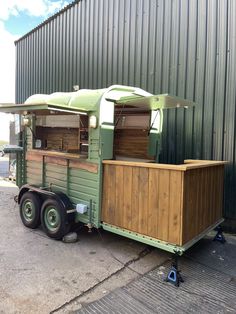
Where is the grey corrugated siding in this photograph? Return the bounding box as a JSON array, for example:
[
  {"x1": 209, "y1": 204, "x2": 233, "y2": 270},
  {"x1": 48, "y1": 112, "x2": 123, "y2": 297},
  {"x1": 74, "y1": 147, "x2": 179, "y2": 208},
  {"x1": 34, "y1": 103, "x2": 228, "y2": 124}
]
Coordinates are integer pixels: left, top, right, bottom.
[{"x1": 15, "y1": 0, "x2": 236, "y2": 227}]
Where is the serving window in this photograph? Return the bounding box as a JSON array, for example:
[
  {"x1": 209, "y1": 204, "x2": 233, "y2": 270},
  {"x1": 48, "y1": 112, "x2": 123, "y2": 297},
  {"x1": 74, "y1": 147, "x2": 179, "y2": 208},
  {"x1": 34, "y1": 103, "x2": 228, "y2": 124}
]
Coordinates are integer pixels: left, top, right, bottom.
[
  {"x1": 113, "y1": 109, "x2": 154, "y2": 161},
  {"x1": 34, "y1": 114, "x2": 88, "y2": 155}
]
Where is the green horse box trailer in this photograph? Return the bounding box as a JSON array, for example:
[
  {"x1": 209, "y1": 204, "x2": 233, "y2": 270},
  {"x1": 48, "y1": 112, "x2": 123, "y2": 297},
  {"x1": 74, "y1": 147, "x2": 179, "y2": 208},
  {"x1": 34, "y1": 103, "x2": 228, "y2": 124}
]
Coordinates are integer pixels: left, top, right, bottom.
[{"x1": 0, "y1": 85, "x2": 226, "y2": 285}]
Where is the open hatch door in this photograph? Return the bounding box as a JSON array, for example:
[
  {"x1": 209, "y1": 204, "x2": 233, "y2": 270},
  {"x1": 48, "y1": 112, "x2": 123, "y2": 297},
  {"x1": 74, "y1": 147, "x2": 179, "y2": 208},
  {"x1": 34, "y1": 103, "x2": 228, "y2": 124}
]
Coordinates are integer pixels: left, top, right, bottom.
[{"x1": 106, "y1": 94, "x2": 195, "y2": 111}]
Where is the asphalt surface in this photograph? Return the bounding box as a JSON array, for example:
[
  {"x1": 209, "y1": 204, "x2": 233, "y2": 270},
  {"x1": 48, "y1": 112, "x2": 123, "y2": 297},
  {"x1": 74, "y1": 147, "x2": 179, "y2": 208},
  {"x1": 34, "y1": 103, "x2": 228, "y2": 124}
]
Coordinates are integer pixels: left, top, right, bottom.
[
  {"x1": 76, "y1": 234, "x2": 236, "y2": 314},
  {"x1": 0, "y1": 175, "x2": 235, "y2": 314},
  {"x1": 0, "y1": 179, "x2": 169, "y2": 314}
]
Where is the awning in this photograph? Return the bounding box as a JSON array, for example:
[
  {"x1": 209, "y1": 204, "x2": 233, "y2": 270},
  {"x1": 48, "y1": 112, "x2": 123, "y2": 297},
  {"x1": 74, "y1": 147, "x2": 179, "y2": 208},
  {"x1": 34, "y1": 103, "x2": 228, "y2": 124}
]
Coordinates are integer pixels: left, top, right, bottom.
[
  {"x1": 0, "y1": 88, "x2": 195, "y2": 115},
  {"x1": 106, "y1": 94, "x2": 195, "y2": 111},
  {"x1": 0, "y1": 103, "x2": 88, "y2": 115},
  {"x1": 0, "y1": 88, "x2": 106, "y2": 114}
]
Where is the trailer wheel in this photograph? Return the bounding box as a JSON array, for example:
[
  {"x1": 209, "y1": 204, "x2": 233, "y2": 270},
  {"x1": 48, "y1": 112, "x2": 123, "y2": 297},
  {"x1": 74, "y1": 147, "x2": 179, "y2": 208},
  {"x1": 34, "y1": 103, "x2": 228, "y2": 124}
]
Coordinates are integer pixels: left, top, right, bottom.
[
  {"x1": 41, "y1": 199, "x2": 70, "y2": 240},
  {"x1": 19, "y1": 192, "x2": 41, "y2": 229}
]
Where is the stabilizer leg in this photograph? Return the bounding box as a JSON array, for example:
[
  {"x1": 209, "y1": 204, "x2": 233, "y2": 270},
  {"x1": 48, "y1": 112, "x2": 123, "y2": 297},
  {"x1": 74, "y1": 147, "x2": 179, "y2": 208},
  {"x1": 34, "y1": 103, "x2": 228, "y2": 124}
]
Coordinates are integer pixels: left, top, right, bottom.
[
  {"x1": 165, "y1": 253, "x2": 184, "y2": 287},
  {"x1": 213, "y1": 225, "x2": 226, "y2": 244}
]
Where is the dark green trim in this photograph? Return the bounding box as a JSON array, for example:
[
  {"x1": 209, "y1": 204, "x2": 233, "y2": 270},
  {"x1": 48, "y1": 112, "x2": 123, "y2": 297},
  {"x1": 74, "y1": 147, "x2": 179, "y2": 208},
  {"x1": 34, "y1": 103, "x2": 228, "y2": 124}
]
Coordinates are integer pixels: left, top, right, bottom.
[{"x1": 42, "y1": 156, "x2": 45, "y2": 186}]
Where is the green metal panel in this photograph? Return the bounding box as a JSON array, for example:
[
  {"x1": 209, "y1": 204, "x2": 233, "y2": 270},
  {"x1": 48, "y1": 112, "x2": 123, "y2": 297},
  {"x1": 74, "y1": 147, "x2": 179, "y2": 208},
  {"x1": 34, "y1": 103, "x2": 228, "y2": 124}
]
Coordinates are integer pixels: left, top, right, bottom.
[
  {"x1": 100, "y1": 124, "x2": 114, "y2": 160},
  {"x1": 44, "y1": 163, "x2": 68, "y2": 195},
  {"x1": 26, "y1": 158, "x2": 101, "y2": 227},
  {"x1": 14, "y1": 0, "x2": 236, "y2": 229},
  {"x1": 16, "y1": 130, "x2": 26, "y2": 187},
  {"x1": 26, "y1": 161, "x2": 43, "y2": 186},
  {"x1": 69, "y1": 167, "x2": 100, "y2": 227}
]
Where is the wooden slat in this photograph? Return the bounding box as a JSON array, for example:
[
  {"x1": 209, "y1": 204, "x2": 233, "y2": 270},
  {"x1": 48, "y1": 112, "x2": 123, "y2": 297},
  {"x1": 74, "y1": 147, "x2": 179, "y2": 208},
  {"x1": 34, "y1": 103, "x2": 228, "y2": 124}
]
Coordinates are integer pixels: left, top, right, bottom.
[
  {"x1": 115, "y1": 165, "x2": 124, "y2": 227},
  {"x1": 26, "y1": 151, "x2": 43, "y2": 162},
  {"x1": 27, "y1": 149, "x2": 86, "y2": 159},
  {"x1": 147, "y1": 169, "x2": 159, "y2": 239},
  {"x1": 157, "y1": 170, "x2": 170, "y2": 241},
  {"x1": 103, "y1": 159, "x2": 227, "y2": 170},
  {"x1": 138, "y1": 167, "x2": 149, "y2": 234},
  {"x1": 36, "y1": 126, "x2": 79, "y2": 151},
  {"x1": 122, "y1": 166, "x2": 133, "y2": 230},
  {"x1": 103, "y1": 160, "x2": 187, "y2": 171},
  {"x1": 168, "y1": 171, "x2": 182, "y2": 245},
  {"x1": 27, "y1": 149, "x2": 97, "y2": 173},
  {"x1": 69, "y1": 159, "x2": 98, "y2": 173},
  {"x1": 45, "y1": 156, "x2": 67, "y2": 166},
  {"x1": 101, "y1": 165, "x2": 116, "y2": 223},
  {"x1": 131, "y1": 167, "x2": 140, "y2": 232},
  {"x1": 114, "y1": 129, "x2": 152, "y2": 159}
]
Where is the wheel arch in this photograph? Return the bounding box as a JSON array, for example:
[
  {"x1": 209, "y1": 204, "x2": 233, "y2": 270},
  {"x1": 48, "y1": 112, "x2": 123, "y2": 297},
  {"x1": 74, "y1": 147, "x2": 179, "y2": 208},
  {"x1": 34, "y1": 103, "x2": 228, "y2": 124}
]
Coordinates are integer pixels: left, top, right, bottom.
[{"x1": 18, "y1": 185, "x2": 74, "y2": 215}]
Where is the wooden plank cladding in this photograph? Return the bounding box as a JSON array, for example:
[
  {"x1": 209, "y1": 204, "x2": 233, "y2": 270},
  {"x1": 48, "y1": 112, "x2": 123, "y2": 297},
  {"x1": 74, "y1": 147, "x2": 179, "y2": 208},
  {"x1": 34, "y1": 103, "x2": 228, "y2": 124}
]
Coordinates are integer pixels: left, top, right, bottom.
[
  {"x1": 114, "y1": 129, "x2": 153, "y2": 160},
  {"x1": 102, "y1": 160, "x2": 226, "y2": 246},
  {"x1": 182, "y1": 165, "x2": 225, "y2": 244},
  {"x1": 102, "y1": 163, "x2": 183, "y2": 245},
  {"x1": 26, "y1": 150, "x2": 98, "y2": 174},
  {"x1": 36, "y1": 126, "x2": 79, "y2": 152}
]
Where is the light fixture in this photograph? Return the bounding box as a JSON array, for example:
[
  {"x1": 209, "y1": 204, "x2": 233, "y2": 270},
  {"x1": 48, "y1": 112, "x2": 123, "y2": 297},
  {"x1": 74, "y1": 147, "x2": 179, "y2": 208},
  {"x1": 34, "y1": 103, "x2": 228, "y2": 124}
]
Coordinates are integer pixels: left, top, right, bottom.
[
  {"x1": 89, "y1": 115, "x2": 97, "y2": 128},
  {"x1": 73, "y1": 85, "x2": 80, "y2": 91},
  {"x1": 22, "y1": 115, "x2": 31, "y2": 127}
]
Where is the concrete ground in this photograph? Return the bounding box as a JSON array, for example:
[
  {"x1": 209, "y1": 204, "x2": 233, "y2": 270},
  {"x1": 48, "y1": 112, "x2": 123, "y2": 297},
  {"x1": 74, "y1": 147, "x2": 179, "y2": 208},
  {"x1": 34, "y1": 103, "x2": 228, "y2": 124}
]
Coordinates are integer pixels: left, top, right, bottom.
[
  {"x1": 75, "y1": 233, "x2": 236, "y2": 313},
  {"x1": 0, "y1": 157, "x2": 235, "y2": 314},
  {"x1": 0, "y1": 179, "x2": 169, "y2": 314}
]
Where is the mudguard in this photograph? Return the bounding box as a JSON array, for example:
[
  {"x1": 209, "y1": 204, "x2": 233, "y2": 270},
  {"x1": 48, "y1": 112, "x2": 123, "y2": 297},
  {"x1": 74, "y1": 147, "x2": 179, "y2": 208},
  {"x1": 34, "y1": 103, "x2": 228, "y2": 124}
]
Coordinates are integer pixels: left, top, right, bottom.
[{"x1": 18, "y1": 184, "x2": 76, "y2": 222}]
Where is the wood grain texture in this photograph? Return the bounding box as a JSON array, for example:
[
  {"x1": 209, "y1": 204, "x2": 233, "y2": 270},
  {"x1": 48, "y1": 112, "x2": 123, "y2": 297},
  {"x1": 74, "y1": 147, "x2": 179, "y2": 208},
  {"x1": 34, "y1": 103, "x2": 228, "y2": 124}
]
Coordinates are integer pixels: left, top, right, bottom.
[
  {"x1": 26, "y1": 150, "x2": 97, "y2": 173},
  {"x1": 36, "y1": 126, "x2": 79, "y2": 151},
  {"x1": 182, "y1": 165, "x2": 224, "y2": 245},
  {"x1": 102, "y1": 163, "x2": 183, "y2": 244},
  {"x1": 114, "y1": 129, "x2": 154, "y2": 159},
  {"x1": 103, "y1": 159, "x2": 227, "y2": 170},
  {"x1": 102, "y1": 162, "x2": 225, "y2": 246},
  {"x1": 69, "y1": 160, "x2": 98, "y2": 173},
  {"x1": 26, "y1": 151, "x2": 43, "y2": 162},
  {"x1": 168, "y1": 171, "x2": 183, "y2": 244}
]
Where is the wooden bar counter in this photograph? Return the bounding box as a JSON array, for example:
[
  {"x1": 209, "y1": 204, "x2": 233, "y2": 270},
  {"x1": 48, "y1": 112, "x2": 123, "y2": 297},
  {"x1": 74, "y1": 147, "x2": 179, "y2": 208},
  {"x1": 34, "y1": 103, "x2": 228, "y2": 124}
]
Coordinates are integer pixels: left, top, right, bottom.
[
  {"x1": 102, "y1": 159, "x2": 227, "y2": 246},
  {"x1": 26, "y1": 149, "x2": 98, "y2": 173}
]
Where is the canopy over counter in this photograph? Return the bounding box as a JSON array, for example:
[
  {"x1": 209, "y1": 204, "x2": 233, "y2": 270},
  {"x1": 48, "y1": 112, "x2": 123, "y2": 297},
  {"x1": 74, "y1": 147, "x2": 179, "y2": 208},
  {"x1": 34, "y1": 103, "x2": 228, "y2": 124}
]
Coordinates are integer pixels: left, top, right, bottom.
[{"x1": 0, "y1": 85, "x2": 195, "y2": 115}]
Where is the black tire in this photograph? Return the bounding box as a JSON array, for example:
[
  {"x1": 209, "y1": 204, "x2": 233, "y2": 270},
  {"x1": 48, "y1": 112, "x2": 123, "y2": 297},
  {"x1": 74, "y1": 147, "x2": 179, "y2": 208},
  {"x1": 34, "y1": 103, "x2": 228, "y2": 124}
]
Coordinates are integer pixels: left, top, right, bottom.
[
  {"x1": 19, "y1": 192, "x2": 41, "y2": 229},
  {"x1": 41, "y1": 198, "x2": 70, "y2": 240}
]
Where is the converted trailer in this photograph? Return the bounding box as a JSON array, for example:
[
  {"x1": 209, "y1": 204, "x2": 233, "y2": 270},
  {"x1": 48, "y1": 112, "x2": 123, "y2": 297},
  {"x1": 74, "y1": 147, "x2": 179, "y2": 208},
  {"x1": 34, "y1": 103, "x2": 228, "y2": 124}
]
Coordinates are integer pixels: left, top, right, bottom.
[{"x1": 0, "y1": 85, "x2": 226, "y2": 285}]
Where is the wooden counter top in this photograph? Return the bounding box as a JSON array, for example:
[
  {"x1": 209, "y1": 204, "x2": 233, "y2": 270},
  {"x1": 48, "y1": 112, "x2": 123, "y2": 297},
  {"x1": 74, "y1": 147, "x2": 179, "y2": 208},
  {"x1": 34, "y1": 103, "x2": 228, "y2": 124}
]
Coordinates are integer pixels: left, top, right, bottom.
[
  {"x1": 26, "y1": 149, "x2": 98, "y2": 173},
  {"x1": 27, "y1": 149, "x2": 87, "y2": 160},
  {"x1": 102, "y1": 159, "x2": 227, "y2": 171}
]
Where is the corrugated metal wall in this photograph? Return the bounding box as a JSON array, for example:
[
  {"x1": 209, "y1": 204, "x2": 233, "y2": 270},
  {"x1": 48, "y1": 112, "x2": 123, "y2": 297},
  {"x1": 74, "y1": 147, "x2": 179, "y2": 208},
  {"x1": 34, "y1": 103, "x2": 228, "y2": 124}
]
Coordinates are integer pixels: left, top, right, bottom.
[{"x1": 15, "y1": 0, "x2": 236, "y2": 228}]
